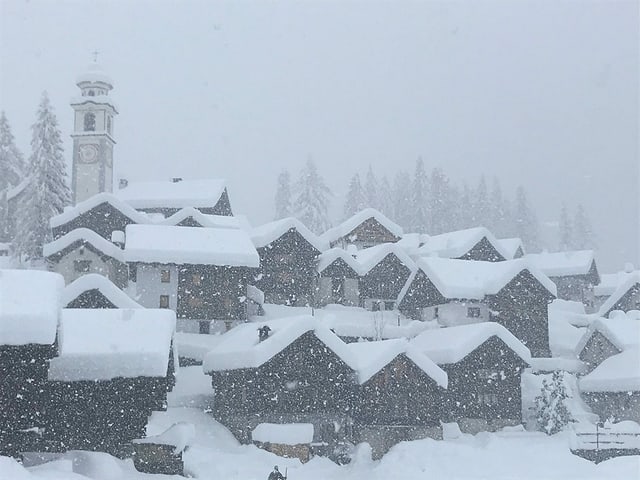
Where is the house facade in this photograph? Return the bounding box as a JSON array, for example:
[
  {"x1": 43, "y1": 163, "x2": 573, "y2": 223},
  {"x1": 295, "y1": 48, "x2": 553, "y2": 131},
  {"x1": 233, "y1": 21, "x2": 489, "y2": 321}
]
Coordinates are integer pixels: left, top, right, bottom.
[{"x1": 321, "y1": 209, "x2": 403, "y2": 250}]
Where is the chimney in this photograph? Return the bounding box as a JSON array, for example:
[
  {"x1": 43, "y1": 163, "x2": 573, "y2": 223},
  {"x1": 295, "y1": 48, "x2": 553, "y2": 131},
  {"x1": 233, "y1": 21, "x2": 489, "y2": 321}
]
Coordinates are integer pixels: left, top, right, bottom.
[
  {"x1": 111, "y1": 230, "x2": 125, "y2": 248},
  {"x1": 119, "y1": 178, "x2": 128, "y2": 189},
  {"x1": 172, "y1": 177, "x2": 183, "y2": 183},
  {"x1": 258, "y1": 325, "x2": 271, "y2": 342}
]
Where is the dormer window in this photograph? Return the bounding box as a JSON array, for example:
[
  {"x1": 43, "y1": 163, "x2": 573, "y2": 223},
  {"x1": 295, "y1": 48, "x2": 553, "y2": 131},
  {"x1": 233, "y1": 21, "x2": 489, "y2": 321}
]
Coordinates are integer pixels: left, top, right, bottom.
[{"x1": 84, "y1": 112, "x2": 96, "y2": 131}]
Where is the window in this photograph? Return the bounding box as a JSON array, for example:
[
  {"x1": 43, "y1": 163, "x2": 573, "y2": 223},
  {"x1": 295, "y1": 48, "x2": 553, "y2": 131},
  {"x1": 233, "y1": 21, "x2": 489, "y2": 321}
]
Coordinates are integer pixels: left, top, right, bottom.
[
  {"x1": 477, "y1": 369, "x2": 499, "y2": 381},
  {"x1": 74, "y1": 260, "x2": 92, "y2": 273},
  {"x1": 84, "y1": 112, "x2": 96, "y2": 131},
  {"x1": 161, "y1": 269, "x2": 171, "y2": 283},
  {"x1": 192, "y1": 273, "x2": 202, "y2": 285},
  {"x1": 477, "y1": 393, "x2": 500, "y2": 406},
  {"x1": 467, "y1": 306, "x2": 481, "y2": 318},
  {"x1": 433, "y1": 306, "x2": 439, "y2": 319},
  {"x1": 159, "y1": 295, "x2": 170, "y2": 308},
  {"x1": 88, "y1": 90, "x2": 95, "y2": 96},
  {"x1": 107, "y1": 116, "x2": 112, "y2": 134}
]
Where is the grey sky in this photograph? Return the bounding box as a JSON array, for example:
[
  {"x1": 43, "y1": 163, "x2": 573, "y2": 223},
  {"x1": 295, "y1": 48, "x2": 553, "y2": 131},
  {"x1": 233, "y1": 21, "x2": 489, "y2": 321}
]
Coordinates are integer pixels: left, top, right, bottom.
[{"x1": 1, "y1": 0, "x2": 638, "y2": 271}]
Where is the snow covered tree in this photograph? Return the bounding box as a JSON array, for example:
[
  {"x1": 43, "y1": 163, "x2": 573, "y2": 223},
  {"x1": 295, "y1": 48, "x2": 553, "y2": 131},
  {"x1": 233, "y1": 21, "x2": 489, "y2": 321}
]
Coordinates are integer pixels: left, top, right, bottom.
[
  {"x1": 458, "y1": 183, "x2": 474, "y2": 230},
  {"x1": 392, "y1": 170, "x2": 412, "y2": 230},
  {"x1": 558, "y1": 202, "x2": 573, "y2": 251},
  {"x1": 364, "y1": 165, "x2": 380, "y2": 210},
  {"x1": 0, "y1": 111, "x2": 26, "y2": 241},
  {"x1": 533, "y1": 371, "x2": 575, "y2": 435},
  {"x1": 13, "y1": 92, "x2": 71, "y2": 261},
  {"x1": 473, "y1": 175, "x2": 490, "y2": 229},
  {"x1": 293, "y1": 158, "x2": 332, "y2": 234},
  {"x1": 378, "y1": 175, "x2": 394, "y2": 218},
  {"x1": 343, "y1": 173, "x2": 366, "y2": 219},
  {"x1": 428, "y1": 167, "x2": 452, "y2": 235},
  {"x1": 274, "y1": 169, "x2": 293, "y2": 220},
  {"x1": 410, "y1": 157, "x2": 429, "y2": 233},
  {"x1": 489, "y1": 177, "x2": 509, "y2": 237},
  {"x1": 514, "y1": 185, "x2": 540, "y2": 252},
  {"x1": 573, "y1": 203, "x2": 595, "y2": 250}
]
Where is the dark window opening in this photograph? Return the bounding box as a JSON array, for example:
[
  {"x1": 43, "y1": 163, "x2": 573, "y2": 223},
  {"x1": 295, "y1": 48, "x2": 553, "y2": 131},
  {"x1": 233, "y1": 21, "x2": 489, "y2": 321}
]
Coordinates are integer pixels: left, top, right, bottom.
[
  {"x1": 159, "y1": 295, "x2": 170, "y2": 308},
  {"x1": 161, "y1": 269, "x2": 171, "y2": 283},
  {"x1": 84, "y1": 112, "x2": 96, "y2": 131},
  {"x1": 467, "y1": 306, "x2": 481, "y2": 318},
  {"x1": 74, "y1": 260, "x2": 92, "y2": 273}
]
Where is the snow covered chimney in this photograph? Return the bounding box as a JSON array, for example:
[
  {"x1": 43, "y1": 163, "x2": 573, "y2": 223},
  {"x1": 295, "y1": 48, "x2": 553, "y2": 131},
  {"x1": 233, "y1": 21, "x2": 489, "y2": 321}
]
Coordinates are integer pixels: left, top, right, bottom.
[
  {"x1": 111, "y1": 230, "x2": 125, "y2": 248},
  {"x1": 258, "y1": 325, "x2": 271, "y2": 342},
  {"x1": 119, "y1": 178, "x2": 128, "y2": 189},
  {"x1": 624, "y1": 262, "x2": 635, "y2": 273},
  {"x1": 171, "y1": 177, "x2": 183, "y2": 183}
]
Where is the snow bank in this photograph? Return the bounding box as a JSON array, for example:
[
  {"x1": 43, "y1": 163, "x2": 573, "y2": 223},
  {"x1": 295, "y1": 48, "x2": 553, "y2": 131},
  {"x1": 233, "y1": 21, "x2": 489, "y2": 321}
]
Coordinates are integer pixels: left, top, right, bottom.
[
  {"x1": 43, "y1": 227, "x2": 125, "y2": 262},
  {"x1": 252, "y1": 423, "x2": 314, "y2": 445},
  {"x1": 251, "y1": 217, "x2": 328, "y2": 252},
  {"x1": 0, "y1": 269, "x2": 63, "y2": 345},
  {"x1": 320, "y1": 208, "x2": 403, "y2": 245},
  {"x1": 525, "y1": 250, "x2": 596, "y2": 277},
  {"x1": 116, "y1": 178, "x2": 227, "y2": 209},
  {"x1": 62, "y1": 274, "x2": 142, "y2": 309},
  {"x1": 134, "y1": 422, "x2": 196, "y2": 454},
  {"x1": 579, "y1": 348, "x2": 640, "y2": 392},
  {"x1": 49, "y1": 308, "x2": 175, "y2": 381},
  {"x1": 124, "y1": 224, "x2": 259, "y2": 267}
]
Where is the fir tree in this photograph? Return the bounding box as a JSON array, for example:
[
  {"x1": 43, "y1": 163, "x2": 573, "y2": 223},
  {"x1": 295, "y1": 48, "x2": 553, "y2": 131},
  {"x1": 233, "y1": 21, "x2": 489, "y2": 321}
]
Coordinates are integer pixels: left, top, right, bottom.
[
  {"x1": 558, "y1": 202, "x2": 573, "y2": 251},
  {"x1": 473, "y1": 175, "x2": 490, "y2": 228},
  {"x1": 293, "y1": 158, "x2": 332, "y2": 234},
  {"x1": 13, "y1": 92, "x2": 71, "y2": 261},
  {"x1": 392, "y1": 170, "x2": 412, "y2": 230},
  {"x1": 489, "y1": 177, "x2": 508, "y2": 237},
  {"x1": 514, "y1": 185, "x2": 540, "y2": 252},
  {"x1": 274, "y1": 169, "x2": 293, "y2": 220},
  {"x1": 364, "y1": 165, "x2": 380, "y2": 210},
  {"x1": 428, "y1": 167, "x2": 451, "y2": 235},
  {"x1": 343, "y1": 173, "x2": 366, "y2": 219},
  {"x1": 533, "y1": 371, "x2": 575, "y2": 435},
  {"x1": 459, "y1": 183, "x2": 474, "y2": 229},
  {"x1": 378, "y1": 175, "x2": 394, "y2": 218},
  {"x1": 573, "y1": 204, "x2": 595, "y2": 249},
  {"x1": 0, "y1": 111, "x2": 26, "y2": 241},
  {"x1": 410, "y1": 157, "x2": 429, "y2": 233}
]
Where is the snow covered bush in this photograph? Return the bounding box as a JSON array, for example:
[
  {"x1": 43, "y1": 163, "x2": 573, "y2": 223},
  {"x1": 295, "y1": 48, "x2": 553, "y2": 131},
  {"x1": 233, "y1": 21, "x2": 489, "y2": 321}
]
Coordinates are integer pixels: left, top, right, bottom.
[{"x1": 533, "y1": 371, "x2": 575, "y2": 435}]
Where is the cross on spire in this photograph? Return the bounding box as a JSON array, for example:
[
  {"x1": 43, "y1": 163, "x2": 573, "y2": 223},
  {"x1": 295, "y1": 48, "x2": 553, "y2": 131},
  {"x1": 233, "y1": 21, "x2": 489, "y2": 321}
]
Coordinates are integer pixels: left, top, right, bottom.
[{"x1": 92, "y1": 50, "x2": 100, "y2": 63}]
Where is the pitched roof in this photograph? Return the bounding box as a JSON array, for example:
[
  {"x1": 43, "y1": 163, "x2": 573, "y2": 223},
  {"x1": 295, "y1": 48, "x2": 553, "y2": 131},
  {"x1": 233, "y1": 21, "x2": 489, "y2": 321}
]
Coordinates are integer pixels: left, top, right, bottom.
[
  {"x1": 417, "y1": 227, "x2": 509, "y2": 260},
  {"x1": 124, "y1": 224, "x2": 259, "y2": 267},
  {"x1": 62, "y1": 274, "x2": 142, "y2": 309},
  {"x1": 594, "y1": 270, "x2": 639, "y2": 297},
  {"x1": 115, "y1": 179, "x2": 227, "y2": 210},
  {"x1": 48, "y1": 308, "x2": 176, "y2": 381},
  {"x1": 49, "y1": 193, "x2": 149, "y2": 229},
  {"x1": 597, "y1": 272, "x2": 640, "y2": 316},
  {"x1": 317, "y1": 248, "x2": 363, "y2": 275},
  {"x1": 0, "y1": 270, "x2": 63, "y2": 346},
  {"x1": 356, "y1": 242, "x2": 416, "y2": 274},
  {"x1": 499, "y1": 238, "x2": 525, "y2": 259},
  {"x1": 251, "y1": 217, "x2": 328, "y2": 252},
  {"x1": 410, "y1": 322, "x2": 532, "y2": 365},
  {"x1": 574, "y1": 314, "x2": 640, "y2": 355},
  {"x1": 43, "y1": 227, "x2": 125, "y2": 262},
  {"x1": 579, "y1": 348, "x2": 640, "y2": 393},
  {"x1": 159, "y1": 207, "x2": 247, "y2": 229},
  {"x1": 320, "y1": 208, "x2": 403, "y2": 244},
  {"x1": 525, "y1": 250, "x2": 596, "y2": 277}
]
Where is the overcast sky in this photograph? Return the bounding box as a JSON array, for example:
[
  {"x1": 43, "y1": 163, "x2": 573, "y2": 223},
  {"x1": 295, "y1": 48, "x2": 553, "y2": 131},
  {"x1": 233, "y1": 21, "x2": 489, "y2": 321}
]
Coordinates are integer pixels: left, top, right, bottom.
[{"x1": 1, "y1": 0, "x2": 638, "y2": 271}]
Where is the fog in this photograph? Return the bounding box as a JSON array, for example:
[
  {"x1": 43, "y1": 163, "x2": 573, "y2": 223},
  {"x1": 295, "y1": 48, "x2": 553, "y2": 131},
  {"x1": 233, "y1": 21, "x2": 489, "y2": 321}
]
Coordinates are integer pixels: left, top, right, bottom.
[{"x1": 1, "y1": 0, "x2": 637, "y2": 271}]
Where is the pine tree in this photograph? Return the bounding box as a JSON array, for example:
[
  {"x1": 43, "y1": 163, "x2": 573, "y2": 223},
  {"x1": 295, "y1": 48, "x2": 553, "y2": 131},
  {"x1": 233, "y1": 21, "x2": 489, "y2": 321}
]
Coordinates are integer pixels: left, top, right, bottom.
[
  {"x1": 343, "y1": 173, "x2": 366, "y2": 219},
  {"x1": 428, "y1": 167, "x2": 451, "y2": 235},
  {"x1": 473, "y1": 175, "x2": 490, "y2": 229},
  {"x1": 293, "y1": 158, "x2": 332, "y2": 234},
  {"x1": 533, "y1": 371, "x2": 575, "y2": 435},
  {"x1": 0, "y1": 112, "x2": 26, "y2": 241},
  {"x1": 558, "y1": 202, "x2": 573, "y2": 251},
  {"x1": 489, "y1": 177, "x2": 508, "y2": 237},
  {"x1": 364, "y1": 165, "x2": 380, "y2": 210},
  {"x1": 13, "y1": 92, "x2": 71, "y2": 261},
  {"x1": 392, "y1": 170, "x2": 412, "y2": 230},
  {"x1": 514, "y1": 185, "x2": 540, "y2": 252},
  {"x1": 378, "y1": 175, "x2": 394, "y2": 218},
  {"x1": 573, "y1": 204, "x2": 595, "y2": 250},
  {"x1": 274, "y1": 169, "x2": 293, "y2": 220},
  {"x1": 459, "y1": 183, "x2": 474, "y2": 229},
  {"x1": 410, "y1": 157, "x2": 429, "y2": 233}
]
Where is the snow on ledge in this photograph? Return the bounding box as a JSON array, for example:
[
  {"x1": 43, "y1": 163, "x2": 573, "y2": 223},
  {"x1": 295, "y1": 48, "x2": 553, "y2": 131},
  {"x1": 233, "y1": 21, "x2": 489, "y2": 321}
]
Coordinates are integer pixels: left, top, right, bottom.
[{"x1": 252, "y1": 423, "x2": 314, "y2": 445}]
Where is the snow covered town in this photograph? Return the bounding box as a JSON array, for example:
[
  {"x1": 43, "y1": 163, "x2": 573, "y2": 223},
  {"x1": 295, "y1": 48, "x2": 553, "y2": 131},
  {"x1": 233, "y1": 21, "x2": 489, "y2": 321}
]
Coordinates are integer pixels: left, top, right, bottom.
[{"x1": 0, "y1": 56, "x2": 638, "y2": 480}]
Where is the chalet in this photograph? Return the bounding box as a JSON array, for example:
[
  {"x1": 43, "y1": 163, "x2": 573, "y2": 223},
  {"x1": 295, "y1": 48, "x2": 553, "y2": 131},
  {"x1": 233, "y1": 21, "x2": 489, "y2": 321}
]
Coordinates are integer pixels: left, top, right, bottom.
[
  {"x1": 46, "y1": 308, "x2": 176, "y2": 456},
  {"x1": 315, "y1": 248, "x2": 362, "y2": 307},
  {"x1": 593, "y1": 266, "x2": 638, "y2": 309},
  {"x1": 320, "y1": 208, "x2": 403, "y2": 250},
  {"x1": 203, "y1": 317, "x2": 359, "y2": 449},
  {"x1": 596, "y1": 272, "x2": 640, "y2": 317},
  {"x1": 525, "y1": 250, "x2": 600, "y2": 309},
  {"x1": 356, "y1": 243, "x2": 416, "y2": 311},
  {"x1": 411, "y1": 323, "x2": 531, "y2": 433},
  {"x1": 158, "y1": 207, "x2": 248, "y2": 229},
  {"x1": 43, "y1": 227, "x2": 128, "y2": 288},
  {"x1": 398, "y1": 257, "x2": 557, "y2": 357},
  {"x1": 116, "y1": 178, "x2": 233, "y2": 217},
  {"x1": 251, "y1": 218, "x2": 327, "y2": 306},
  {"x1": 347, "y1": 339, "x2": 447, "y2": 458},
  {"x1": 124, "y1": 224, "x2": 259, "y2": 333},
  {"x1": 62, "y1": 273, "x2": 142, "y2": 309},
  {"x1": 499, "y1": 237, "x2": 525, "y2": 259},
  {"x1": 49, "y1": 192, "x2": 149, "y2": 241},
  {"x1": 0, "y1": 270, "x2": 64, "y2": 457},
  {"x1": 417, "y1": 227, "x2": 510, "y2": 262}
]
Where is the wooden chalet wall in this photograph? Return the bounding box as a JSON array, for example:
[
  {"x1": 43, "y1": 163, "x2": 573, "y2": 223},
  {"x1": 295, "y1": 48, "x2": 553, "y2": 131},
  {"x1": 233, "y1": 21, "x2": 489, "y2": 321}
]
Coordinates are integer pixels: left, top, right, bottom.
[
  {"x1": 487, "y1": 271, "x2": 553, "y2": 357},
  {"x1": 360, "y1": 255, "x2": 412, "y2": 305},
  {"x1": 66, "y1": 289, "x2": 119, "y2": 309},
  {"x1": 551, "y1": 261, "x2": 600, "y2": 305},
  {"x1": 398, "y1": 270, "x2": 447, "y2": 320},
  {"x1": 52, "y1": 201, "x2": 139, "y2": 240},
  {"x1": 602, "y1": 282, "x2": 640, "y2": 316},
  {"x1": 0, "y1": 343, "x2": 56, "y2": 457},
  {"x1": 581, "y1": 392, "x2": 640, "y2": 424},
  {"x1": 334, "y1": 217, "x2": 400, "y2": 248},
  {"x1": 578, "y1": 332, "x2": 622, "y2": 374},
  {"x1": 456, "y1": 237, "x2": 506, "y2": 262},
  {"x1": 211, "y1": 331, "x2": 357, "y2": 443},
  {"x1": 256, "y1": 229, "x2": 320, "y2": 306},
  {"x1": 439, "y1": 337, "x2": 526, "y2": 429}
]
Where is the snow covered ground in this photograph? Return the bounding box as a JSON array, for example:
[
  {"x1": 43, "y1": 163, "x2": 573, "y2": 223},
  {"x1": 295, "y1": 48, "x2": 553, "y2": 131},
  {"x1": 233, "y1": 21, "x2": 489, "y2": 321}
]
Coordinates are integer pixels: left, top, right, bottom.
[{"x1": 3, "y1": 364, "x2": 639, "y2": 479}]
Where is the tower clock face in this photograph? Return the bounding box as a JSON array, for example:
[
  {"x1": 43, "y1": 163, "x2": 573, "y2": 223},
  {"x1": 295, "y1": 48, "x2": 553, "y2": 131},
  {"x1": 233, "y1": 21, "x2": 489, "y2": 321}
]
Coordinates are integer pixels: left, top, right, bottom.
[{"x1": 79, "y1": 144, "x2": 98, "y2": 163}]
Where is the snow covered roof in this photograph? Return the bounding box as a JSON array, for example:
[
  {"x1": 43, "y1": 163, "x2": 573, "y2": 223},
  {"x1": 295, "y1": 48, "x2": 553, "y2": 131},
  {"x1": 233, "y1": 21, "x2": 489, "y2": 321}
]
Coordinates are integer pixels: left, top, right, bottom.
[
  {"x1": 411, "y1": 257, "x2": 556, "y2": 301},
  {"x1": 76, "y1": 62, "x2": 114, "y2": 87},
  {"x1": 48, "y1": 308, "x2": 176, "y2": 381},
  {"x1": 203, "y1": 315, "x2": 357, "y2": 372},
  {"x1": 0, "y1": 270, "x2": 64, "y2": 346},
  {"x1": 252, "y1": 423, "x2": 314, "y2": 445},
  {"x1": 43, "y1": 227, "x2": 125, "y2": 262},
  {"x1": 346, "y1": 339, "x2": 447, "y2": 388},
  {"x1": 158, "y1": 207, "x2": 245, "y2": 229},
  {"x1": 115, "y1": 179, "x2": 227, "y2": 210},
  {"x1": 317, "y1": 248, "x2": 363, "y2": 275},
  {"x1": 124, "y1": 224, "x2": 259, "y2": 267},
  {"x1": 499, "y1": 238, "x2": 525, "y2": 259},
  {"x1": 356, "y1": 243, "x2": 416, "y2": 275},
  {"x1": 62, "y1": 274, "x2": 142, "y2": 309},
  {"x1": 597, "y1": 272, "x2": 640, "y2": 317},
  {"x1": 579, "y1": 348, "x2": 640, "y2": 393},
  {"x1": 525, "y1": 250, "x2": 596, "y2": 277},
  {"x1": 133, "y1": 422, "x2": 195, "y2": 453},
  {"x1": 594, "y1": 270, "x2": 639, "y2": 297},
  {"x1": 251, "y1": 217, "x2": 328, "y2": 252},
  {"x1": 417, "y1": 227, "x2": 509, "y2": 260},
  {"x1": 49, "y1": 193, "x2": 149, "y2": 229},
  {"x1": 320, "y1": 208, "x2": 403, "y2": 244},
  {"x1": 410, "y1": 322, "x2": 532, "y2": 365},
  {"x1": 574, "y1": 315, "x2": 640, "y2": 355}
]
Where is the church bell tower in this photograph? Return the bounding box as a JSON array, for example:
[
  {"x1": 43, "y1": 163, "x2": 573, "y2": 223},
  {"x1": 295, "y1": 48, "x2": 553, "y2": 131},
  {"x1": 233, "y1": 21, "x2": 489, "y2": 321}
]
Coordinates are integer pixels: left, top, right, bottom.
[{"x1": 71, "y1": 59, "x2": 118, "y2": 204}]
